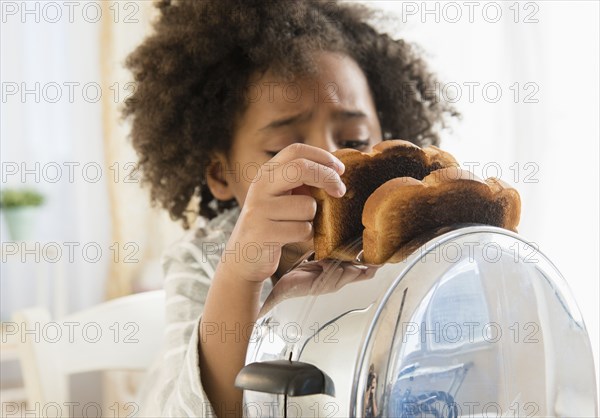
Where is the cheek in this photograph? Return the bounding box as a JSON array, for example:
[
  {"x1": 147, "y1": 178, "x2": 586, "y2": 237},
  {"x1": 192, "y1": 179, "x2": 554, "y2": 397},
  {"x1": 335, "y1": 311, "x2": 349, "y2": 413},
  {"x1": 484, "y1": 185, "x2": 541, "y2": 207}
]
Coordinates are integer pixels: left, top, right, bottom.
[
  {"x1": 238, "y1": 156, "x2": 267, "y2": 185},
  {"x1": 223, "y1": 180, "x2": 248, "y2": 208},
  {"x1": 226, "y1": 161, "x2": 260, "y2": 206},
  {"x1": 369, "y1": 117, "x2": 383, "y2": 142}
]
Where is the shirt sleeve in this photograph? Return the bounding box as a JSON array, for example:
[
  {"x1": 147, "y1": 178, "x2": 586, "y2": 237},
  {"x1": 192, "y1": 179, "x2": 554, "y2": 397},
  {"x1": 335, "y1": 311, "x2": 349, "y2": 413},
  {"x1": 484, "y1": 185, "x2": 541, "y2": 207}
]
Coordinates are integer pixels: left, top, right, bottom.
[
  {"x1": 136, "y1": 235, "x2": 223, "y2": 418},
  {"x1": 136, "y1": 207, "x2": 271, "y2": 417}
]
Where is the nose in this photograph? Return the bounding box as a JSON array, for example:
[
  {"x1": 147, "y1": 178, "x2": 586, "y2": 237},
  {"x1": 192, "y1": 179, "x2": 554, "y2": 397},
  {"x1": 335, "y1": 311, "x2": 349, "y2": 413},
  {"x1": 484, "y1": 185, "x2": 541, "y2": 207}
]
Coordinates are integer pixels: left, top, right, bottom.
[{"x1": 306, "y1": 132, "x2": 338, "y2": 154}]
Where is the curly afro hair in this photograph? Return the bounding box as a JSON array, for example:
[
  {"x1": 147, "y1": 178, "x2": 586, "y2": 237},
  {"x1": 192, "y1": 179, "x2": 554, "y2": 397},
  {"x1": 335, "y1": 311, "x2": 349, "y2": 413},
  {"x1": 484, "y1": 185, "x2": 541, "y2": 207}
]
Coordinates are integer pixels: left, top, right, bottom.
[{"x1": 124, "y1": 0, "x2": 458, "y2": 229}]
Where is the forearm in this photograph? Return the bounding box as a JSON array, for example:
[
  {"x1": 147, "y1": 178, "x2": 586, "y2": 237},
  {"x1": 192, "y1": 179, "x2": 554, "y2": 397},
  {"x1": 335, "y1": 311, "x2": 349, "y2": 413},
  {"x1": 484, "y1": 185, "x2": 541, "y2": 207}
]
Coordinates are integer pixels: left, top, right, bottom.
[{"x1": 199, "y1": 261, "x2": 264, "y2": 417}]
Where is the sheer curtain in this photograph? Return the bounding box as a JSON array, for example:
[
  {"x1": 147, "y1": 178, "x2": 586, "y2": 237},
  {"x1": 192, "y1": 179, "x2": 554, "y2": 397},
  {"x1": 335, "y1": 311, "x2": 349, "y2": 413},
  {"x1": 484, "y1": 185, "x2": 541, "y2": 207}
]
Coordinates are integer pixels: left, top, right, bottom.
[
  {"x1": 1, "y1": 4, "x2": 111, "y2": 315},
  {"x1": 0, "y1": 0, "x2": 182, "y2": 407},
  {"x1": 1, "y1": 2, "x2": 182, "y2": 316},
  {"x1": 368, "y1": 0, "x2": 599, "y2": 377}
]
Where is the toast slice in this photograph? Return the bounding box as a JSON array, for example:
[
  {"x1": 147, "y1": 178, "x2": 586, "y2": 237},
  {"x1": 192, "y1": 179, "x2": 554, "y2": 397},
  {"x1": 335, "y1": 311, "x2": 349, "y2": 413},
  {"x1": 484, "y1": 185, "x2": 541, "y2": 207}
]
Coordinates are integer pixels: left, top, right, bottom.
[
  {"x1": 310, "y1": 140, "x2": 458, "y2": 260},
  {"x1": 362, "y1": 167, "x2": 521, "y2": 264}
]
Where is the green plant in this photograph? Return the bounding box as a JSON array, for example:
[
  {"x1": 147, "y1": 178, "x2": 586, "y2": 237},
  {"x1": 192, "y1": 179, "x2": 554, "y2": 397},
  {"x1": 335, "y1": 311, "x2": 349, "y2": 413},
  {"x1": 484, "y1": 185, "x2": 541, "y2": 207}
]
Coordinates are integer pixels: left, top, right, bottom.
[{"x1": 0, "y1": 188, "x2": 45, "y2": 208}]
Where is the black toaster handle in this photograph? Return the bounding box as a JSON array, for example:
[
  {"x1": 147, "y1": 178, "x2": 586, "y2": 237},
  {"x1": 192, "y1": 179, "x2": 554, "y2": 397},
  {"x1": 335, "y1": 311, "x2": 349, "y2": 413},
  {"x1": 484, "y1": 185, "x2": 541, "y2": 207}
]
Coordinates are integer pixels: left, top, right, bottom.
[{"x1": 235, "y1": 360, "x2": 335, "y2": 397}]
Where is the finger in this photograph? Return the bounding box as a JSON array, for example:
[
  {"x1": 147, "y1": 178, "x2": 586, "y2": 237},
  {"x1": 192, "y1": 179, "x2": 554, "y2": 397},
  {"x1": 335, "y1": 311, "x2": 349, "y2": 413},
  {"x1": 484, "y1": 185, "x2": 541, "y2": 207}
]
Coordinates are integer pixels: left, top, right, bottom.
[
  {"x1": 266, "y1": 220, "x2": 314, "y2": 244},
  {"x1": 267, "y1": 158, "x2": 345, "y2": 197},
  {"x1": 267, "y1": 195, "x2": 317, "y2": 221},
  {"x1": 269, "y1": 143, "x2": 345, "y2": 175},
  {"x1": 291, "y1": 184, "x2": 312, "y2": 196}
]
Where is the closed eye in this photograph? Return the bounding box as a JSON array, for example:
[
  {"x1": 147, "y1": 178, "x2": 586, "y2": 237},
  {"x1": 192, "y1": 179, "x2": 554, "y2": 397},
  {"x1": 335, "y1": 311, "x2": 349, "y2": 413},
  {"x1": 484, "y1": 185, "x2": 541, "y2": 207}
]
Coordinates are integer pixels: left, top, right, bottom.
[
  {"x1": 340, "y1": 139, "x2": 370, "y2": 150},
  {"x1": 265, "y1": 139, "x2": 369, "y2": 156},
  {"x1": 265, "y1": 150, "x2": 282, "y2": 158}
]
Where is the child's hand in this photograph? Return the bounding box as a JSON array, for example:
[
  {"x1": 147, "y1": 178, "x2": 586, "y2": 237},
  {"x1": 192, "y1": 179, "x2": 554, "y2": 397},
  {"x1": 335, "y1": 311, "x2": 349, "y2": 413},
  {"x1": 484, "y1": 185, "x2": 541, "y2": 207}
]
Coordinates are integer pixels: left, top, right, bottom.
[{"x1": 222, "y1": 143, "x2": 346, "y2": 283}]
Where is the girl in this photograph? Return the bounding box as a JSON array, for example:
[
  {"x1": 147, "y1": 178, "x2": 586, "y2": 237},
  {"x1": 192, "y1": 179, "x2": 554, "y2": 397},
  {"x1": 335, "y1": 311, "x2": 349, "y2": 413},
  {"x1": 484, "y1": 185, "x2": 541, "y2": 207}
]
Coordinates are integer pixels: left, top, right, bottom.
[{"x1": 124, "y1": 1, "x2": 456, "y2": 416}]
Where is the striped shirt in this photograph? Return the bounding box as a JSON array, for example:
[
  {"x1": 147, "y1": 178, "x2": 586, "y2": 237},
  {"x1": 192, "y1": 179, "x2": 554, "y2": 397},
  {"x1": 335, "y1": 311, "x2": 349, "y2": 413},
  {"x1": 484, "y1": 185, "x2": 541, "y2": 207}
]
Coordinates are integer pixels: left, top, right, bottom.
[{"x1": 136, "y1": 206, "x2": 273, "y2": 417}]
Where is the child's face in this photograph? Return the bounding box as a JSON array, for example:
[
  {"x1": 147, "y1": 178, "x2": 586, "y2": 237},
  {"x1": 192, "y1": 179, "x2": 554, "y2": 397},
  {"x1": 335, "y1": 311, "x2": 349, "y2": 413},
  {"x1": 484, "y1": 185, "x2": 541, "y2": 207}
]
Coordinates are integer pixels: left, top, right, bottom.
[{"x1": 208, "y1": 51, "x2": 383, "y2": 206}]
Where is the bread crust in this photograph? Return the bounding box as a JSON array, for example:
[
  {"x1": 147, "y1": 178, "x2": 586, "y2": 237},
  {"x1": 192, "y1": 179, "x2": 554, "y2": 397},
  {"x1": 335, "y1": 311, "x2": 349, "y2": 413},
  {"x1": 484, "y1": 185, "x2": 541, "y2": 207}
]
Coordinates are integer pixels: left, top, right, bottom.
[
  {"x1": 310, "y1": 140, "x2": 458, "y2": 260},
  {"x1": 362, "y1": 167, "x2": 521, "y2": 264}
]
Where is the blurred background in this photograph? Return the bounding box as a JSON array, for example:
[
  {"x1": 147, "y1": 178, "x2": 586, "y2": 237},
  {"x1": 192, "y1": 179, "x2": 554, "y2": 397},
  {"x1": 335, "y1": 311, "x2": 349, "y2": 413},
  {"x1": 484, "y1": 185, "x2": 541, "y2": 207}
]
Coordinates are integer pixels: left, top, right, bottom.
[{"x1": 1, "y1": 0, "x2": 598, "y2": 413}]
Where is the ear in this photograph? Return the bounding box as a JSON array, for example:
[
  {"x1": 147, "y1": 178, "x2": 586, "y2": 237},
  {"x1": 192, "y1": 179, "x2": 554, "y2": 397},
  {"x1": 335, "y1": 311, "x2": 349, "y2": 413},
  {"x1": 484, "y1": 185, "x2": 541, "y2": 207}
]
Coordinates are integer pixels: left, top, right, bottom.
[{"x1": 205, "y1": 153, "x2": 235, "y2": 201}]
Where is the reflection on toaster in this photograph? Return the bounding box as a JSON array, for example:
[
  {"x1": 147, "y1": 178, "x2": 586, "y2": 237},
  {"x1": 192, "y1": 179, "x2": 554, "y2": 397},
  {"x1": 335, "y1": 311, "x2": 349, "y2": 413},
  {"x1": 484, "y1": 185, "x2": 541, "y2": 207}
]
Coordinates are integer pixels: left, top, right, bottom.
[{"x1": 240, "y1": 227, "x2": 598, "y2": 418}]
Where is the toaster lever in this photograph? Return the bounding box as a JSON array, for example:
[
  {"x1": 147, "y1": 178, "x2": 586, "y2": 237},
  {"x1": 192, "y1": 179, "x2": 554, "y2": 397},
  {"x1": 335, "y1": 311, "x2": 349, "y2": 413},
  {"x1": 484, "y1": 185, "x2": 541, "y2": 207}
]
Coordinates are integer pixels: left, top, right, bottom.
[{"x1": 235, "y1": 360, "x2": 335, "y2": 397}]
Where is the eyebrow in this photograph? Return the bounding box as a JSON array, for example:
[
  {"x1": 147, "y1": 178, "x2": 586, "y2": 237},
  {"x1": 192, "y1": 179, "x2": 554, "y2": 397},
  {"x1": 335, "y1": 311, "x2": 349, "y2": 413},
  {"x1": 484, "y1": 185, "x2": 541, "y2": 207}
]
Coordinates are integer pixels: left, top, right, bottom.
[
  {"x1": 334, "y1": 109, "x2": 368, "y2": 121},
  {"x1": 258, "y1": 109, "x2": 368, "y2": 132},
  {"x1": 259, "y1": 110, "x2": 312, "y2": 132}
]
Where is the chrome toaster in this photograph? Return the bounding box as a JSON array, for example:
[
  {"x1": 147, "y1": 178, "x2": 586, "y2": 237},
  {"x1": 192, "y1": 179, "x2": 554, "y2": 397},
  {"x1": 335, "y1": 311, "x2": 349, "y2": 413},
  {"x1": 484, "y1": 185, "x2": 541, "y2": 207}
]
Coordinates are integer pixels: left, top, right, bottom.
[{"x1": 236, "y1": 226, "x2": 598, "y2": 417}]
